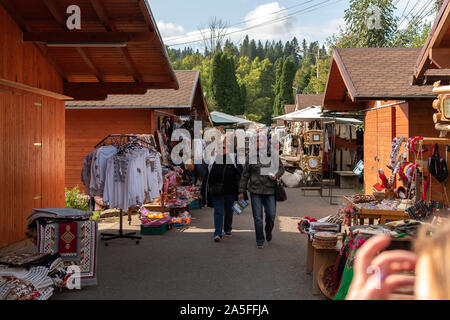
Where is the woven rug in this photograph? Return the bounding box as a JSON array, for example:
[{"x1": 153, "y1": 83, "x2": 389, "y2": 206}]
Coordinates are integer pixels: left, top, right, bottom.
[{"x1": 37, "y1": 220, "x2": 98, "y2": 287}]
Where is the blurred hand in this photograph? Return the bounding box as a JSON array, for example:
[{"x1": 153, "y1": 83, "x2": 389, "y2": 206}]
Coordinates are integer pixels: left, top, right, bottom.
[
  {"x1": 346, "y1": 234, "x2": 417, "y2": 300},
  {"x1": 238, "y1": 193, "x2": 245, "y2": 200}
]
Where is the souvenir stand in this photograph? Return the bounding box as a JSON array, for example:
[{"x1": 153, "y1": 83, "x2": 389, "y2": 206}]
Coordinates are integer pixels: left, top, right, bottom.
[
  {"x1": 83, "y1": 134, "x2": 161, "y2": 245},
  {"x1": 298, "y1": 132, "x2": 450, "y2": 299},
  {"x1": 297, "y1": 86, "x2": 450, "y2": 299},
  {"x1": 276, "y1": 106, "x2": 363, "y2": 201}
]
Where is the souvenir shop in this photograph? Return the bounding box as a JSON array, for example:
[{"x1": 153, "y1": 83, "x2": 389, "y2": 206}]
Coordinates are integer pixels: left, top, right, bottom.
[
  {"x1": 80, "y1": 133, "x2": 201, "y2": 243},
  {"x1": 297, "y1": 86, "x2": 450, "y2": 299},
  {"x1": 278, "y1": 106, "x2": 363, "y2": 191}
]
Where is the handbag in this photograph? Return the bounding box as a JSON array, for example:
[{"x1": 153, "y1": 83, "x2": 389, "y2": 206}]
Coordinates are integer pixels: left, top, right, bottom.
[
  {"x1": 429, "y1": 144, "x2": 449, "y2": 183},
  {"x1": 275, "y1": 179, "x2": 287, "y2": 202},
  {"x1": 209, "y1": 165, "x2": 226, "y2": 196}
]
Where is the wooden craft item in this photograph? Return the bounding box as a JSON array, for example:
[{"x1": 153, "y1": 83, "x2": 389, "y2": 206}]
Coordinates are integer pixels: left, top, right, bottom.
[{"x1": 303, "y1": 130, "x2": 323, "y2": 145}]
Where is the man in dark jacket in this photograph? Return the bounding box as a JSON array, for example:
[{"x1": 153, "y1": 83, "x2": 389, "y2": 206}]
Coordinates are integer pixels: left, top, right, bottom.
[{"x1": 239, "y1": 133, "x2": 285, "y2": 249}]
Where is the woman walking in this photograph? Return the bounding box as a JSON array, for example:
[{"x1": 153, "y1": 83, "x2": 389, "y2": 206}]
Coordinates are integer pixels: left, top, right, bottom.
[
  {"x1": 206, "y1": 136, "x2": 243, "y2": 242},
  {"x1": 239, "y1": 133, "x2": 284, "y2": 249}
]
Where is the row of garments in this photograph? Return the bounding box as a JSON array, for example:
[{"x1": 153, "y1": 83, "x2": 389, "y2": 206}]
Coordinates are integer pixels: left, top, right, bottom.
[{"x1": 81, "y1": 144, "x2": 163, "y2": 211}]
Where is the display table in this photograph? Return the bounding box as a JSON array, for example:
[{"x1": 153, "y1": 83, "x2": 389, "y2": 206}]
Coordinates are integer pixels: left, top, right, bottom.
[
  {"x1": 343, "y1": 196, "x2": 409, "y2": 225},
  {"x1": 334, "y1": 171, "x2": 359, "y2": 189},
  {"x1": 306, "y1": 237, "x2": 340, "y2": 295}
]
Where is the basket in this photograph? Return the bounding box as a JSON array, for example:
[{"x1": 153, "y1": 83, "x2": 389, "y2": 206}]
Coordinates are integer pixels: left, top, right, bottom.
[{"x1": 140, "y1": 223, "x2": 169, "y2": 235}]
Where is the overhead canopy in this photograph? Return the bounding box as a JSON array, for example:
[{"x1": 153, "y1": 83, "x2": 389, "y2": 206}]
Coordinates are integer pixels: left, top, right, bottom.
[
  {"x1": 414, "y1": 0, "x2": 450, "y2": 84},
  {"x1": 0, "y1": 0, "x2": 178, "y2": 100},
  {"x1": 211, "y1": 111, "x2": 252, "y2": 125},
  {"x1": 274, "y1": 106, "x2": 363, "y2": 124}
]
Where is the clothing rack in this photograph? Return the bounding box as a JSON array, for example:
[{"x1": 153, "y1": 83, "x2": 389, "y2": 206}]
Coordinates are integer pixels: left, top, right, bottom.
[{"x1": 94, "y1": 134, "x2": 158, "y2": 246}]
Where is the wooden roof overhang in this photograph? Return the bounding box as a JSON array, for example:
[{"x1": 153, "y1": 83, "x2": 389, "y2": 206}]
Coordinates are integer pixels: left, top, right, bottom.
[
  {"x1": 414, "y1": 0, "x2": 450, "y2": 85},
  {"x1": 0, "y1": 0, "x2": 178, "y2": 100},
  {"x1": 324, "y1": 49, "x2": 434, "y2": 113},
  {"x1": 322, "y1": 51, "x2": 366, "y2": 112}
]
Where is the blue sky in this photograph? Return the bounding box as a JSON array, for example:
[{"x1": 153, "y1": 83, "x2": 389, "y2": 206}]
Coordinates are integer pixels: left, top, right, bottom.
[{"x1": 148, "y1": 0, "x2": 436, "y2": 49}]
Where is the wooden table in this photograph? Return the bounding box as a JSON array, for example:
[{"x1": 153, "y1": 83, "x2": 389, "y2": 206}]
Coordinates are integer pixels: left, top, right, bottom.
[
  {"x1": 306, "y1": 237, "x2": 340, "y2": 296},
  {"x1": 343, "y1": 196, "x2": 409, "y2": 225},
  {"x1": 334, "y1": 171, "x2": 359, "y2": 189}
]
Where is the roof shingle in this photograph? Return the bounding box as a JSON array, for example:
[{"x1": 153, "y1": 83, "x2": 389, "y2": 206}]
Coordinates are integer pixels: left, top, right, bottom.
[
  {"x1": 66, "y1": 70, "x2": 199, "y2": 108},
  {"x1": 295, "y1": 94, "x2": 324, "y2": 110},
  {"x1": 335, "y1": 48, "x2": 435, "y2": 99}
]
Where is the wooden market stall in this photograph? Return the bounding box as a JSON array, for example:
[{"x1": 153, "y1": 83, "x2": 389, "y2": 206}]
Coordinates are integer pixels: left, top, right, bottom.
[
  {"x1": 65, "y1": 70, "x2": 210, "y2": 190},
  {"x1": 276, "y1": 105, "x2": 363, "y2": 198},
  {"x1": 0, "y1": 0, "x2": 177, "y2": 250},
  {"x1": 300, "y1": 2, "x2": 450, "y2": 300}
]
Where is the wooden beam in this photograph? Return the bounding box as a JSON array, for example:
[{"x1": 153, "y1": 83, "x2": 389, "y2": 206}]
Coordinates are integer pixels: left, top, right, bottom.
[
  {"x1": 75, "y1": 48, "x2": 103, "y2": 82},
  {"x1": 23, "y1": 32, "x2": 155, "y2": 44},
  {"x1": 322, "y1": 99, "x2": 365, "y2": 111},
  {"x1": 430, "y1": 48, "x2": 450, "y2": 69},
  {"x1": 43, "y1": 0, "x2": 103, "y2": 82},
  {"x1": 88, "y1": 0, "x2": 144, "y2": 82},
  {"x1": 64, "y1": 81, "x2": 177, "y2": 93},
  {"x1": 0, "y1": 78, "x2": 73, "y2": 100},
  {"x1": 64, "y1": 80, "x2": 178, "y2": 99}
]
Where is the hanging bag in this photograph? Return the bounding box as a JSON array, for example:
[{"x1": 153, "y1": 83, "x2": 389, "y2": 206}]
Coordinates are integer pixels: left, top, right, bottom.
[{"x1": 275, "y1": 179, "x2": 287, "y2": 202}]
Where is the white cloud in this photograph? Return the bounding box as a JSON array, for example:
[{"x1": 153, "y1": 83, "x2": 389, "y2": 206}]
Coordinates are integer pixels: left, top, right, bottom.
[
  {"x1": 162, "y1": 2, "x2": 343, "y2": 49},
  {"x1": 157, "y1": 20, "x2": 185, "y2": 38},
  {"x1": 243, "y1": 2, "x2": 293, "y2": 38}
]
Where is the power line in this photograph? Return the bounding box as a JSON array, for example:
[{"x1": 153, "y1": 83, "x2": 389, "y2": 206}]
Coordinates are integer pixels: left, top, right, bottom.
[
  {"x1": 164, "y1": 0, "x2": 320, "y2": 44},
  {"x1": 392, "y1": 0, "x2": 435, "y2": 46},
  {"x1": 166, "y1": 0, "x2": 342, "y2": 47}
]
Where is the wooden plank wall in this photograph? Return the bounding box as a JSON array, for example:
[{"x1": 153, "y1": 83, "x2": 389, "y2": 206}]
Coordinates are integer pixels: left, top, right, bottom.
[
  {"x1": 364, "y1": 101, "x2": 409, "y2": 194},
  {"x1": 65, "y1": 109, "x2": 155, "y2": 190},
  {"x1": 0, "y1": 88, "x2": 65, "y2": 247},
  {"x1": 0, "y1": 5, "x2": 65, "y2": 248},
  {"x1": 0, "y1": 5, "x2": 62, "y2": 93}
]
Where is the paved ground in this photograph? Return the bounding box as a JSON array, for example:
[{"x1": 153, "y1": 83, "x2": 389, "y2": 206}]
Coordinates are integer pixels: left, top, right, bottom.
[{"x1": 54, "y1": 187, "x2": 352, "y2": 300}]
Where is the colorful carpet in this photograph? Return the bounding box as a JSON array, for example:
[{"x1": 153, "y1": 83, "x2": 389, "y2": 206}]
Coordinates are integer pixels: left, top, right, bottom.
[{"x1": 37, "y1": 220, "x2": 98, "y2": 287}]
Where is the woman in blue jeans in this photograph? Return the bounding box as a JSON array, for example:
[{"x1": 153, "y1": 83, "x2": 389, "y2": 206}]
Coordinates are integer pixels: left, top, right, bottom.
[
  {"x1": 239, "y1": 133, "x2": 284, "y2": 249},
  {"x1": 206, "y1": 140, "x2": 243, "y2": 242}
]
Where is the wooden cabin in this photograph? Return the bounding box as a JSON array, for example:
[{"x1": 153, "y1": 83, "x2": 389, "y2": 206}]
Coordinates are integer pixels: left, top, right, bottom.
[
  {"x1": 295, "y1": 94, "x2": 324, "y2": 111},
  {"x1": 322, "y1": 48, "x2": 437, "y2": 193},
  {"x1": 0, "y1": 0, "x2": 177, "y2": 249},
  {"x1": 65, "y1": 70, "x2": 210, "y2": 190}
]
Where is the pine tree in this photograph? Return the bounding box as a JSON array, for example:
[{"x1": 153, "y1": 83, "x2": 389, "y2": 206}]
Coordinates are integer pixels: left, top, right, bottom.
[
  {"x1": 240, "y1": 35, "x2": 250, "y2": 58},
  {"x1": 211, "y1": 52, "x2": 243, "y2": 115},
  {"x1": 256, "y1": 41, "x2": 265, "y2": 61},
  {"x1": 273, "y1": 58, "x2": 284, "y2": 116},
  {"x1": 249, "y1": 39, "x2": 257, "y2": 61},
  {"x1": 277, "y1": 58, "x2": 296, "y2": 116}
]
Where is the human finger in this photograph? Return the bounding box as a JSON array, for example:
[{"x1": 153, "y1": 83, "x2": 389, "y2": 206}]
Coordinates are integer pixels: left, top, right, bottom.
[
  {"x1": 354, "y1": 235, "x2": 392, "y2": 279},
  {"x1": 370, "y1": 250, "x2": 417, "y2": 275}
]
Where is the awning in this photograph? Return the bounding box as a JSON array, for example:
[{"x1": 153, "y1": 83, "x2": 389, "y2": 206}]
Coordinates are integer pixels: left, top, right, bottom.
[
  {"x1": 211, "y1": 111, "x2": 253, "y2": 125},
  {"x1": 0, "y1": 0, "x2": 179, "y2": 100},
  {"x1": 273, "y1": 106, "x2": 363, "y2": 124}
]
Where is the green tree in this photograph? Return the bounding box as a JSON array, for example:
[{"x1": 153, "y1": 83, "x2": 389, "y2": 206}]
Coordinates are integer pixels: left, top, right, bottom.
[
  {"x1": 329, "y1": 0, "x2": 397, "y2": 48},
  {"x1": 277, "y1": 58, "x2": 296, "y2": 116},
  {"x1": 240, "y1": 35, "x2": 250, "y2": 58},
  {"x1": 273, "y1": 58, "x2": 284, "y2": 116},
  {"x1": 211, "y1": 51, "x2": 244, "y2": 115},
  {"x1": 303, "y1": 57, "x2": 331, "y2": 94}
]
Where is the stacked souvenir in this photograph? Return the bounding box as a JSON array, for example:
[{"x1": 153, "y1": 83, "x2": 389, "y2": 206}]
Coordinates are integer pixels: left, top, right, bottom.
[
  {"x1": 0, "y1": 252, "x2": 70, "y2": 300},
  {"x1": 139, "y1": 207, "x2": 170, "y2": 226},
  {"x1": 312, "y1": 232, "x2": 338, "y2": 249},
  {"x1": 171, "y1": 211, "x2": 191, "y2": 227}
]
